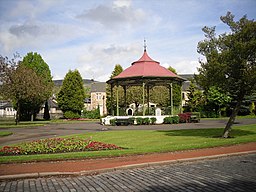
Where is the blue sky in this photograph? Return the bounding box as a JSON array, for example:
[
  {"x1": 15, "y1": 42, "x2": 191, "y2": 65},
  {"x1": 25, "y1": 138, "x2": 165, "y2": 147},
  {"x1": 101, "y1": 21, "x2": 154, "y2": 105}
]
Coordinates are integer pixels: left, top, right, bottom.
[{"x1": 0, "y1": 0, "x2": 255, "y2": 81}]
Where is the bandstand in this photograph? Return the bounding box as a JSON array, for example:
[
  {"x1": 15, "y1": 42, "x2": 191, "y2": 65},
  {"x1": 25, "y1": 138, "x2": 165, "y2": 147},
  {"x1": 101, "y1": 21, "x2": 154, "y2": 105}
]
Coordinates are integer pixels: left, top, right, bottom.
[{"x1": 102, "y1": 43, "x2": 185, "y2": 125}]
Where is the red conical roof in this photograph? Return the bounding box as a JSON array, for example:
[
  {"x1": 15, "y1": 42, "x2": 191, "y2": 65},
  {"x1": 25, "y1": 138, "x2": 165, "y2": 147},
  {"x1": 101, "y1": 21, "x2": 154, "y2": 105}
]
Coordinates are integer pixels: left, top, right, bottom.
[{"x1": 113, "y1": 50, "x2": 178, "y2": 79}]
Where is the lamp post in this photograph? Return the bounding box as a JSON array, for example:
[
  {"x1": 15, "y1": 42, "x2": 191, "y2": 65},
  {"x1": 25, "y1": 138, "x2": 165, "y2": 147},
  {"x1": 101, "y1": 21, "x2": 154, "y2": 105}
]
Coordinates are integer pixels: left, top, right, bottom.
[{"x1": 102, "y1": 95, "x2": 105, "y2": 115}]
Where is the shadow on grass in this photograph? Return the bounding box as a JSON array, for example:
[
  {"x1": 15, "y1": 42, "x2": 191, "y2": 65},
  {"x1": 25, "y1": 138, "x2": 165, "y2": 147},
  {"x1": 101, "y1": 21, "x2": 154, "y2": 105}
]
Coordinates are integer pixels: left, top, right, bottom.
[{"x1": 157, "y1": 128, "x2": 256, "y2": 138}]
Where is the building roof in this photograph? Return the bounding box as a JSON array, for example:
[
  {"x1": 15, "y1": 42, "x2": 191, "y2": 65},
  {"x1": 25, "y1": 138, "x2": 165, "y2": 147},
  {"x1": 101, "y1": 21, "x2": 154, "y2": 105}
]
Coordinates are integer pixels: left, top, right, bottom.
[
  {"x1": 53, "y1": 79, "x2": 97, "y2": 87},
  {"x1": 0, "y1": 100, "x2": 13, "y2": 109},
  {"x1": 112, "y1": 50, "x2": 181, "y2": 80},
  {"x1": 179, "y1": 74, "x2": 195, "y2": 81},
  {"x1": 91, "y1": 82, "x2": 106, "y2": 92},
  {"x1": 182, "y1": 81, "x2": 191, "y2": 91},
  {"x1": 48, "y1": 99, "x2": 58, "y2": 108}
]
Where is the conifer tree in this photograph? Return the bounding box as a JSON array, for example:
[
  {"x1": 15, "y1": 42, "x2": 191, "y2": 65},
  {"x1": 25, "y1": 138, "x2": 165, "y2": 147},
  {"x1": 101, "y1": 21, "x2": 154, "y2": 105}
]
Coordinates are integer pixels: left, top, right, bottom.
[
  {"x1": 57, "y1": 70, "x2": 85, "y2": 118},
  {"x1": 106, "y1": 64, "x2": 124, "y2": 114}
]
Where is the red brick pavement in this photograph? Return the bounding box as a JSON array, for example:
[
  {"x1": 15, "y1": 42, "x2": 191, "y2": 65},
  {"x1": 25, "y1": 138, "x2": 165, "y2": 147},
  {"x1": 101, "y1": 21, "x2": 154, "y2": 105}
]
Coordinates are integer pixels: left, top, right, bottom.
[{"x1": 1, "y1": 142, "x2": 255, "y2": 176}]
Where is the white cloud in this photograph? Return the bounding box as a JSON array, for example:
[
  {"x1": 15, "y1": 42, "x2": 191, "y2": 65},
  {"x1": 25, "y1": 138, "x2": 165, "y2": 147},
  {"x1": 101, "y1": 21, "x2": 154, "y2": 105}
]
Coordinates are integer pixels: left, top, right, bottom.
[
  {"x1": 76, "y1": 1, "x2": 146, "y2": 29},
  {"x1": 0, "y1": 20, "x2": 90, "y2": 55},
  {"x1": 161, "y1": 63, "x2": 170, "y2": 69},
  {"x1": 1, "y1": 0, "x2": 256, "y2": 83},
  {"x1": 113, "y1": 0, "x2": 131, "y2": 8},
  {"x1": 173, "y1": 60, "x2": 200, "y2": 74},
  {"x1": 76, "y1": 43, "x2": 141, "y2": 81}
]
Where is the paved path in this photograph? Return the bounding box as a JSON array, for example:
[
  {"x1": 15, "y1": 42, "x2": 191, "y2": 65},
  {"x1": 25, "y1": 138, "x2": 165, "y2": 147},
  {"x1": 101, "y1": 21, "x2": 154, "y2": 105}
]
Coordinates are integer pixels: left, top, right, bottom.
[
  {"x1": 1, "y1": 142, "x2": 256, "y2": 178},
  {"x1": 1, "y1": 118, "x2": 256, "y2": 146},
  {"x1": 1, "y1": 153, "x2": 255, "y2": 192}
]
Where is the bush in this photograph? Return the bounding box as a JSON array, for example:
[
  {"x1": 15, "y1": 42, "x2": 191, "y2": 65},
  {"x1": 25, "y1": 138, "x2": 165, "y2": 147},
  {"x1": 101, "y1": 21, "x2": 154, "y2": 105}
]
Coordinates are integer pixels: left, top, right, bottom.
[
  {"x1": 64, "y1": 111, "x2": 81, "y2": 119},
  {"x1": 178, "y1": 113, "x2": 191, "y2": 123},
  {"x1": 82, "y1": 108, "x2": 100, "y2": 119},
  {"x1": 163, "y1": 116, "x2": 173, "y2": 124},
  {"x1": 136, "y1": 117, "x2": 143, "y2": 125},
  {"x1": 128, "y1": 117, "x2": 135, "y2": 125},
  {"x1": 150, "y1": 117, "x2": 157, "y2": 125},
  {"x1": 172, "y1": 116, "x2": 179, "y2": 124},
  {"x1": 143, "y1": 117, "x2": 150, "y2": 125},
  {"x1": 201, "y1": 111, "x2": 218, "y2": 118},
  {"x1": 110, "y1": 118, "x2": 116, "y2": 126}
]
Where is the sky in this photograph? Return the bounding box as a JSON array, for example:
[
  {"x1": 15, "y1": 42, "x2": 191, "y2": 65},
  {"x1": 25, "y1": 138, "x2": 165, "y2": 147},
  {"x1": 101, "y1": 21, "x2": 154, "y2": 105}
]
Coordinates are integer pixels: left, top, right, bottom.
[{"x1": 0, "y1": 0, "x2": 255, "y2": 82}]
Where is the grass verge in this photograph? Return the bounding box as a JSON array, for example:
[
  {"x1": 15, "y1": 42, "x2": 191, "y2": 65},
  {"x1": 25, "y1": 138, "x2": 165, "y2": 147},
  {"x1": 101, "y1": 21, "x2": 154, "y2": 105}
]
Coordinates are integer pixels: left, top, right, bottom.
[
  {"x1": 0, "y1": 131, "x2": 13, "y2": 137},
  {"x1": 0, "y1": 124, "x2": 255, "y2": 163},
  {"x1": 202, "y1": 115, "x2": 256, "y2": 120},
  {"x1": 0, "y1": 119, "x2": 99, "y2": 128}
]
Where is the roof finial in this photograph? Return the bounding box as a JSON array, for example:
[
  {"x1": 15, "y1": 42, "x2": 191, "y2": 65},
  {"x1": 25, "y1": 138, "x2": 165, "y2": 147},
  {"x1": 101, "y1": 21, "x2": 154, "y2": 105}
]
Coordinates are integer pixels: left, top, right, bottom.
[{"x1": 144, "y1": 38, "x2": 147, "y2": 52}]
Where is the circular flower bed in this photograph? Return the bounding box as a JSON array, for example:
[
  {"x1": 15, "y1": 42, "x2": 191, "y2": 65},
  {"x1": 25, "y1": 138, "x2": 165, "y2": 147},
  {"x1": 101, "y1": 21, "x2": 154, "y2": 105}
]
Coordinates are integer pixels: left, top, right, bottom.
[{"x1": 0, "y1": 137, "x2": 122, "y2": 156}]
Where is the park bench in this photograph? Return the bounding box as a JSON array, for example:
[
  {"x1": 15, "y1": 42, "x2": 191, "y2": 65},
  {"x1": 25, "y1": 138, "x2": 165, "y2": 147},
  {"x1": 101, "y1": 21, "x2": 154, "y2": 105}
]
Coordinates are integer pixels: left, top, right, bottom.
[{"x1": 190, "y1": 112, "x2": 200, "y2": 123}]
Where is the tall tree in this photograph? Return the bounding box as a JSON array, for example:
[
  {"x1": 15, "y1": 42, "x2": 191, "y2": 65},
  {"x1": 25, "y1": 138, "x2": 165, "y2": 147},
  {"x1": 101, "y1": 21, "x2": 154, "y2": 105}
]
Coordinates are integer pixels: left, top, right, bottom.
[
  {"x1": 206, "y1": 86, "x2": 231, "y2": 117},
  {"x1": 21, "y1": 52, "x2": 53, "y2": 120},
  {"x1": 196, "y1": 12, "x2": 256, "y2": 137},
  {"x1": 106, "y1": 64, "x2": 124, "y2": 114},
  {"x1": 110, "y1": 64, "x2": 123, "y2": 78},
  {"x1": 57, "y1": 70, "x2": 85, "y2": 118},
  {"x1": 168, "y1": 66, "x2": 182, "y2": 107},
  {"x1": 0, "y1": 61, "x2": 45, "y2": 123},
  {"x1": 186, "y1": 81, "x2": 205, "y2": 112},
  {"x1": 167, "y1": 66, "x2": 177, "y2": 74}
]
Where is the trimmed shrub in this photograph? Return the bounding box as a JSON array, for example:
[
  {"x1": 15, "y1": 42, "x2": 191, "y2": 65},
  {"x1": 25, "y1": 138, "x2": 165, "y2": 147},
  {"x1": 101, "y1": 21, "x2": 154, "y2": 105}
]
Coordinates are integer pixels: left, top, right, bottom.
[
  {"x1": 150, "y1": 117, "x2": 157, "y2": 125},
  {"x1": 136, "y1": 117, "x2": 143, "y2": 125},
  {"x1": 110, "y1": 118, "x2": 116, "y2": 126},
  {"x1": 178, "y1": 113, "x2": 191, "y2": 123},
  {"x1": 82, "y1": 107, "x2": 100, "y2": 119},
  {"x1": 172, "y1": 116, "x2": 179, "y2": 124},
  {"x1": 128, "y1": 117, "x2": 135, "y2": 125},
  {"x1": 64, "y1": 111, "x2": 81, "y2": 119},
  {"x1": 143, "y1": 117, "x2": 150, "y2": 125},
  {"x1": 163, "y1": 116, "x2": 173, "y2": 124}
]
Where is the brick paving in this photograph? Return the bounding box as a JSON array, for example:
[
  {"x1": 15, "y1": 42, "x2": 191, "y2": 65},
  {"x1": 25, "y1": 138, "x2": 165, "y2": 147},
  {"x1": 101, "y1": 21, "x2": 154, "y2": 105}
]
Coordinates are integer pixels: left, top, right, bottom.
[{"x1": 1, "y1": 153, "x2": 255, "y2": 192}]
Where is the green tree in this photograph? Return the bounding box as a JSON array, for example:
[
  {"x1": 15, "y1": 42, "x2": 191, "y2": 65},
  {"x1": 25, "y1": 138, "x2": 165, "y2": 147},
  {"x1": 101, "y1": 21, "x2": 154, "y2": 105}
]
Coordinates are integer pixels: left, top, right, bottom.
[
  {"x1": 0, "y1": 63, "x2": 46, "y2": 123},
  {"x1": 196, "y1": 12, "x2": 256, "y2": 137},
  {"x1": 106, "y1": 64, "x2": 124, "y2": 114},
  {"x1": 21, "y1": 52, "x2": 53, "y2": 120},
  {"x1": 206, "y1": 86, "x2": 231, "y2": 117},
  {"x1": 168, "y1": 66, "x2": 182, "y2": 107},
  {"x1": 167, "y1": 66, "x2": 177, "y2": 74},
  {"x1": 148, "y1": 66, "x2": 181, "y2": 109},
  {"x1": 186, "y1": 81, "x2": 204, "y2": 112},
  {"x1": 110, "y1": 64, "x2": 123, "y2": 78},
  {"x1": 57, "y1": 70, "x2": 85, "y2": 118}
]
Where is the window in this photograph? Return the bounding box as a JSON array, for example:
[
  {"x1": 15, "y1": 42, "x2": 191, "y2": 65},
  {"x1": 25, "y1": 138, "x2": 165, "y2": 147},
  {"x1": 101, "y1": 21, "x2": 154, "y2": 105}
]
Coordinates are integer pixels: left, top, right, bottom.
[
  {"x1": 182, "y1": 93, "x2": 185, "y2": 100},
  {"x1": 96, "y1": 93, "x2": 101, "y2": 100}
]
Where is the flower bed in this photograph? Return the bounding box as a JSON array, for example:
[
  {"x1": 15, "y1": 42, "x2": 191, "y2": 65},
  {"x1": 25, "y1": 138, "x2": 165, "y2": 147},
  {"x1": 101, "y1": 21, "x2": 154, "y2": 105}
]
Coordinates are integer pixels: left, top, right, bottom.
[{"x1": 0, "y1": 137, "x2": 122, "y2": 156}]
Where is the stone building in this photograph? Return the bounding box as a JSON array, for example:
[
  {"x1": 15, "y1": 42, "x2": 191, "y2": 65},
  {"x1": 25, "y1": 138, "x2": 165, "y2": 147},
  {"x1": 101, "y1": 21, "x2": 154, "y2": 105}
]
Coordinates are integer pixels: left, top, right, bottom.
[
  {"x1": 90, "y1": 82, "x2": 107, "y2": 116},
  {"x1": 0, "y1": 100, "x2": 16, "y2": 118}
]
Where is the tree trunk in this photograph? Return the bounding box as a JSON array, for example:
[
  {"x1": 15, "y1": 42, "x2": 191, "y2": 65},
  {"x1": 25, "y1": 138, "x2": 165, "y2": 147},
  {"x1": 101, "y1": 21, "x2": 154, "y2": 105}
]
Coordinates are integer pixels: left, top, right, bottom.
[
  {"x1": 31, "y1": 109, "x2": 34, "y2": 122},
  {"x1": 222, "y1": 98, "x2": 243, "y2": 138},
  {"x1": 43, "y1": 100, "x2": 50, "y2": 120},
  {"x1": 15, "y1": 102, "x2": 20, "y2": 125},
  {"x1": 218, "y1": 105, "x2": 221, "y2": 118}
]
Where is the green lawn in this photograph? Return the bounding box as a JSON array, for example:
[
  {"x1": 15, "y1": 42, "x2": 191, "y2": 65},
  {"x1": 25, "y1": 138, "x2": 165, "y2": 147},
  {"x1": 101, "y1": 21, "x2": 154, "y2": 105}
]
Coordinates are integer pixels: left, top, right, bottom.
[
  {"x1": 0, "y1": 119, "x2": 99, "y2": 128},
  {"x1": 202, "y1": 115, "x2": 256, "y2": 120},
  {"x1": 1, "y1": 124, "x2": 255, "y2": 163},
  {"x1": 0, "y1": 131, "x2": 12, "y2": 137},
  {"x1": 0, "y1": 120, "x2": 51, "y2": 128}
]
